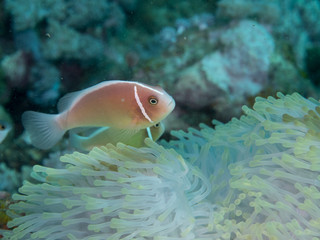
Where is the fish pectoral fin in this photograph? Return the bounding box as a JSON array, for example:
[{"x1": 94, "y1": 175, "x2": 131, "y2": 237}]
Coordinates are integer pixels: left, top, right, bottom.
[
  {"x1": 108, "y1": 128, "x2": 139, "y2": 145},
  {"x1": 146, "y1": 127, "x2": 153, "y2": 141},
  {"x1": 70, "y1": 127, "x2": 140, "y2": 150},
  {"x1": 70, "y1": 127, "x2": 111, "y2": 151}
]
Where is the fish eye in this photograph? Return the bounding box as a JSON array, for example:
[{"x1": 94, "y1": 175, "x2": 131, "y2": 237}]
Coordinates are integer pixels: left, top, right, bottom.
[
  {"x1": 154, "y1": 123, "x2": 160, "y2": 128},
  {"x1": 0, "y1": 124, "x2": 5, "y2": 130},
  {"x1": 148, "y1": 96, "x2": 158, "y2": 105}
]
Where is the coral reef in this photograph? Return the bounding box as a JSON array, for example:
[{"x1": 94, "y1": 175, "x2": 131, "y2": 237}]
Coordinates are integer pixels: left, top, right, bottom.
[
  {"x1": 0, "y1": 163, "x2": 20, "y2": 193},
  {"x1": 0, "y1": 191, "x2": 12, "y2": 233},
  {"x1": 4, "y1": 0, "x2": 123, "y2": 63},
  {"x1": 130, "y1": 1, "x2": 320, "y2": 125},
  {"x1": 138, "y1": 19, "x2": 277, "y2": 121},
  {"x1": 14, "y1": 29, "x2": 42, "y2": 61},
  {"x1": 0, "y1": 161, "x2": 32, "y2": 194},
  {"x1": 42, "y1": 20, "x2": 105, "y2": 61},
  {"x1": 175, "y1": 19, "x2": 275, "y2": 110},
  {"x1": 218, "y1": 0, "x2": 320, "y2": 69},
  {"x1": 0, "y1": 51, "x2": 31, "y2": 89},
  {"x1": 26, "y1": 61, "x2": 60, "y2": 106},
  {"x1": 5, "y1": 0, "x2": 111, "y2": 31}
]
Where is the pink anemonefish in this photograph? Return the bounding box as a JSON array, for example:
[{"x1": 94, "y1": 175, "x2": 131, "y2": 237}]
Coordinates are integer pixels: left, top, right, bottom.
[
  {"x1": 0, "y1": 120, "x2": 12, "y2": 144},
  {"x1": 22, "y1": 80, "x2": 175, "y2": 150}
]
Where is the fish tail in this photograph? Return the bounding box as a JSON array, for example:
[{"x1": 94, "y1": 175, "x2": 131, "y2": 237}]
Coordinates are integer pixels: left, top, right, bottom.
[{"x1": 22, "y1": 111, "x2": 66, "y2": 150}]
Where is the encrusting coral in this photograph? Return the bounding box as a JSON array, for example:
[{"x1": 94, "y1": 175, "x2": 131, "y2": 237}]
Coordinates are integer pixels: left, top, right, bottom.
[{"x1": 2, "y1": 92, "x2": 320, "y2": 239}]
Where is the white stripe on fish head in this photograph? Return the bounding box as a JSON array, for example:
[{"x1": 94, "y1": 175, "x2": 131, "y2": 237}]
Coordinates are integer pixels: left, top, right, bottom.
[
  {"x1": 135, "y1": 82, "x2": 164, "y2": 96},
  {"x1": 134, "y1": 86, "x2": 154, "y2": 123}
]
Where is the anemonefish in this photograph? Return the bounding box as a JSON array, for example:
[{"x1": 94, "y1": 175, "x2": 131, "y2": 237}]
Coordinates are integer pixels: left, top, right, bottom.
[
  {"x1": 0, "y1": 120, "x2": 12, "y2": 144},
  {"x1": 70, "y1": 122, "x2": 165, "y2": 151},
  {"x1": 22, "y1": 80, "x2": 175, "y2": 149}
]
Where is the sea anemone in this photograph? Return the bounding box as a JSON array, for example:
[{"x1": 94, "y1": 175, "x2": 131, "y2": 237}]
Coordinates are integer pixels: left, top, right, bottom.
[
  {"x1": 2, "y1": 92, "x2": 320, "y2": 239},
  {"x1": 2, "y1": 141, "x2": 212, "y2": 239},
  {"x1": 168, "y1": 92, "x2": 320, "y2": 239}
]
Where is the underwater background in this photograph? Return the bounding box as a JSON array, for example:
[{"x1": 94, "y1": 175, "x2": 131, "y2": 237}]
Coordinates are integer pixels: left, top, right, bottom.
[{"x1": 1, "y1": 0, "x2": 320, "y2": 239}]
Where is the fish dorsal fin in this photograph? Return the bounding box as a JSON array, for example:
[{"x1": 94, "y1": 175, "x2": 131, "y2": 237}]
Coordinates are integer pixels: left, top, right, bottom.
[
  {"x1": 57, "y1": 90, "x2": 84, "y2": 112},
  {"x1": 57, "y1": 81, "x2": 118, "y2": 113}
]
